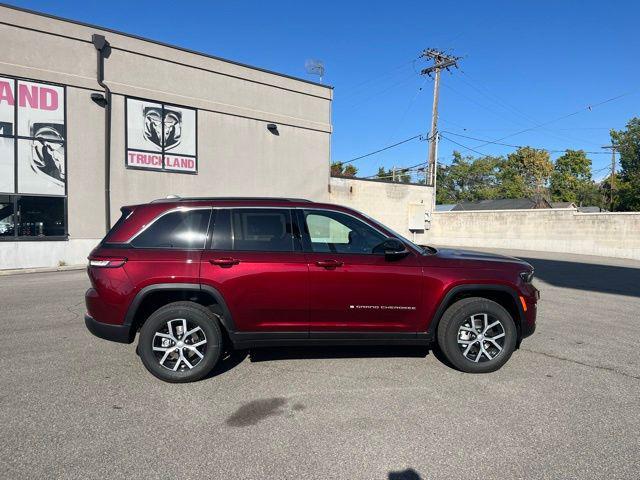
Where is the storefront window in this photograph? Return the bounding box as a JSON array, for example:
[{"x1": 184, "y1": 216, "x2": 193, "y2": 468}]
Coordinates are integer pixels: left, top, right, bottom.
[
  {"x1": 17, "y1": 196, "x2": 65, "y2": 237},
  {"x1": 0, "y1": 195, "x2": 66, "y2": 239},
  {"x1": 0, "y1": 75, "x2": 67, "y2": 240},
  {"x1": 0, "y1": 195, "x2": 15, "y2": 237}
]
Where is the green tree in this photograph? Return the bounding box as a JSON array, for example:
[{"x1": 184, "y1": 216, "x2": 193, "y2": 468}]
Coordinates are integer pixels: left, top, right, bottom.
[
  {"x1": 330, "y1": 162, "x2": 358, "y2": 178},
  {"x1": 435, "y1": 151, "x2": 504, "y2": 203},
  {"x1": 343, "y1": 165, "x2": 358, "y2": 177},
  {"x1": 610, "y1": 117, "x2": 640, "y2": 211},
  {"x1": 550, "y1": 150, "x2": 600, "y2": 206},
  {"x1": 499, "y1": 147, "x2": 553, "y2": 199},
  {"x1": 436, "y1": 163, "x2": 456, "y2": 204}
]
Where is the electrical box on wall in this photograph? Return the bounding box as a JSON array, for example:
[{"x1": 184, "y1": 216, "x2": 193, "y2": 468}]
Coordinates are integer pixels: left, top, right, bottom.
[{"x1": 408, "y1": 203, "x2": 426, "y2": 232}]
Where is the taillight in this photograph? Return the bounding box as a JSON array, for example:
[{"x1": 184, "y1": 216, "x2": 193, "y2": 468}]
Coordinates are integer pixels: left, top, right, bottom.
[{"x1": 89, "y1": 257, "x2": 127, "y2": 268}]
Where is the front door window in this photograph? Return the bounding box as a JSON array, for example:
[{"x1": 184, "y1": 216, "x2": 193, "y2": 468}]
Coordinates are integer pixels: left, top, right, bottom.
[{"x1": 303, "y1": 210, "x2": 386, "y2": 254}]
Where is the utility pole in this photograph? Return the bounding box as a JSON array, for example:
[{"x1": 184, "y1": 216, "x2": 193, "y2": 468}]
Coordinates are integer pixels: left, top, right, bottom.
[
  {"x1": 420, "y1": 49, "x2": 461, "y2": 194},
  {"x1": 602, "y1": 144, "x2": 617, "y2": 211}
]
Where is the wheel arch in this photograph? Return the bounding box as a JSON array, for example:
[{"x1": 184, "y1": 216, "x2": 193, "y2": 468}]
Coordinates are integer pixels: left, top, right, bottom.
[
  {"x1": 429, "y1": 284, "x2": 525, "y2": 343},
  {"x1": 124, "y1": 283, "x2": 236, "y2": 334}
]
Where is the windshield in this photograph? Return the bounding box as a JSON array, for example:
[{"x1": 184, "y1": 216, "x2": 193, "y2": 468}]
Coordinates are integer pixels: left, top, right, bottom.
[{"x1": 357, "y1": 210, "x2": 432, "y2": 255}]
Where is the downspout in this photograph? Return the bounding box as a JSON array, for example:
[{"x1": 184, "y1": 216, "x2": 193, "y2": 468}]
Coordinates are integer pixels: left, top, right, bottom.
[{"x1": 92, "y1": 34, "x2": 112, "y2": 233}]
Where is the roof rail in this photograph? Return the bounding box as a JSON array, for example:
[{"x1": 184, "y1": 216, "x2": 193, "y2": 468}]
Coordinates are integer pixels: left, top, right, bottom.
[{"x1": 150, "y1": 196, "x2": 312, "y2": 203}]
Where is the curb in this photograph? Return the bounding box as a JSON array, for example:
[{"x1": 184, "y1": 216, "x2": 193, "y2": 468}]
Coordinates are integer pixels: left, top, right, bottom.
[{"x1": 0, "y1": 265, "x2": 86, "y2": 276}]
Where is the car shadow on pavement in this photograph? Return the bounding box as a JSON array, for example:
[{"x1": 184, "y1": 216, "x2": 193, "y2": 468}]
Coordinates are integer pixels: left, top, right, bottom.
[
  {"x1": 520, "y1": 257, "x2": 640, "y2": 298},
  {"x1": 202, "y1": 349, "x2": 249, "y2": 380},
  {"x1": 201, "y1": 345, "x2": 447, "y2": 380},
  {"x1": 248, "y1": 345, "x2": 430, "y2": 363},
  {"x1": 388, "y1": 469, "x2": 423, "y2": 480}
]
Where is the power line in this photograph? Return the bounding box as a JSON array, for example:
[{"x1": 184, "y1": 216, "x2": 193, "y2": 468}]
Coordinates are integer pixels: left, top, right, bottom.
[
  {"x1": 592, "y1": 164, "x2": 615, "y2": 175},
  {"x1": 438, "y1": 69, "x2": 605, "y2": 148},
  {"x1": 439, "y1": 134, "x2": 492, "y2": 158},
  {"x1": 459, "y1": 70, "x2": 535, "y2": 124},
  {"x1": 438, "y1": 115, "x2": 470, "y2": 130},
  {"x1": 340, "y1": 59, "x2": 416, "y2": 96},
  {"x1": 441, "y1": 131, "x2": 613, "y2": 155},
  {"x1": 361, "y1": 161, "x2": 428, "y2": 179},
  {"x1": 469, "y1": 89, "x2": 639, "y2": 150},
  {"x1": 384, "y1": 76, "x2": 429, "y2": 144},
  {"x1": 440, "y1": 133, "x2": 618, "y2": 179},
  {"x1": 456, "y1": 70, "x2": 602, "y2": 147},
  {"x1": 439, "y1": 80, "x2": 529, "y2": 128},
  {"x1": 335, "y1": 133, "x2": 427, "y2": 165},
  {"x1": 343, "y1": 73, "x2": 420, "y2": 110},
  {"x1": 436, "y1": 126, "x2": 613, "y2": 132}
]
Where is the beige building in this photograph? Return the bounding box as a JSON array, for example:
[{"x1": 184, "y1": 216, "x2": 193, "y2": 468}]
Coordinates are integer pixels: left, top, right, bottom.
[{"x1": 0, "y1": 4, "x2": 333, "y2": 269}]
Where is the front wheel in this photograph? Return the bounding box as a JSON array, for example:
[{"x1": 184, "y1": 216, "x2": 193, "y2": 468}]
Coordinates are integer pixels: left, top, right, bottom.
[
  {"x1": 437, "y1": 297, "x2": 517, "y2": 373},
  {"x1": 138, "y1": 301, "x2": 222, "y2": 383}
]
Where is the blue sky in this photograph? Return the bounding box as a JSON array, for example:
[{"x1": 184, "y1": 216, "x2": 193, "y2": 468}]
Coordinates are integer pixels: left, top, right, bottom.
[{"x1": 6, "y1": 0, "x2": 639, "y2": 180}]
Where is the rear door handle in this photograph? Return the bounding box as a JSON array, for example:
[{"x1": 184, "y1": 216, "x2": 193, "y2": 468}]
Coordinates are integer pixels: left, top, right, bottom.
[
  {"x1": 315, "y1": 260, "x2": 343, "y2": 269},
  {"x1": 210, "y1": 257, "x2": 240, "y2": 267}
]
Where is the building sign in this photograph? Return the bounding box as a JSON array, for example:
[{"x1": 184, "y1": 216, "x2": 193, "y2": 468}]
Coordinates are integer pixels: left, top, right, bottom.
[
  {"x1": 0, "y1": 76, "x2": 66, "y2": 195},
  {"x1": 125, "y1": 97, "x2": 197, "y2": 174}
]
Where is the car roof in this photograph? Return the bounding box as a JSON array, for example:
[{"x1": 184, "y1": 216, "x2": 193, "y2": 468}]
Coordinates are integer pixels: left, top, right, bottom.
[
  {"x1": 149, "y1": 196, "x2": 313, "y2": 204},
  {"x1": 123, "y1": 196, "x2": 352, "y2": 212}
]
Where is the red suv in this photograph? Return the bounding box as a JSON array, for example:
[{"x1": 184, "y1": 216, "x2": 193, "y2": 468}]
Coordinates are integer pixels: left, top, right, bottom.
[{"x1": 85, "y1": 197, "x2": 538, "y2": 382}]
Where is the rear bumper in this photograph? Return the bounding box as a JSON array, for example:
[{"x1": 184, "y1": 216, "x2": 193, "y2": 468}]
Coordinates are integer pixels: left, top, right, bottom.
[{"x1": 84, "y1": 314, "x2": 134, "y2": 344}]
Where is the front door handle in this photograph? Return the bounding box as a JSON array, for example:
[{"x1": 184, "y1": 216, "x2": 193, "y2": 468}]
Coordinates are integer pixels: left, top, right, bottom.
[
  {"x1": 315, "y1": 259, "x2": 344, "y2": 269},
  {"x1": 210, "y1": 257, "x2": 240, "y2": 268}
]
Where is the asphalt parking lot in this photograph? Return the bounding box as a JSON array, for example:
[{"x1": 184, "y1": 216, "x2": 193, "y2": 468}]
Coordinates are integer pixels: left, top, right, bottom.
[{"x1": 1, "y1": 248, "x2": 639, "y2": 479}]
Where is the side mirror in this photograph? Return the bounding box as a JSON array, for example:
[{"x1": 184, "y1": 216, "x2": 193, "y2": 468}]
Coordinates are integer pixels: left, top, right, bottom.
[{"x1": 372, "y1": 238, "x2": 409, "y2": 259}]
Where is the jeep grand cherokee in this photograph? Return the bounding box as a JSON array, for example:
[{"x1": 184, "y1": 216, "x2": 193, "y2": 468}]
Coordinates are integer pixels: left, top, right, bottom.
[{"x1": 85, "y1": 197, "x2": 538, "y2": 382}]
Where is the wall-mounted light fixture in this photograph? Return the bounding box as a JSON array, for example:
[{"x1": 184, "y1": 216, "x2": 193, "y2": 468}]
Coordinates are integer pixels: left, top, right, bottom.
[
  {"x1": 267, "y1": 123, "x2": 279, "y2": 135},
  {"x1": 90, "y1": 92, "x2": 108, "y2": 107}
]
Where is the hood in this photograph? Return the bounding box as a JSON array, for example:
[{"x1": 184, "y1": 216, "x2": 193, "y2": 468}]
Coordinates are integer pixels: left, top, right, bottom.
[{"x1": 429, "y1": 247, "x2": 533, "y2": 269}]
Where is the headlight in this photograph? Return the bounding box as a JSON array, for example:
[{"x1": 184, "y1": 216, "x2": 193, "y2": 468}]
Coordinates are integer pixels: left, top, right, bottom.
[{"x1": 519, "y1": 270, "x2": 534, "y2": 283}]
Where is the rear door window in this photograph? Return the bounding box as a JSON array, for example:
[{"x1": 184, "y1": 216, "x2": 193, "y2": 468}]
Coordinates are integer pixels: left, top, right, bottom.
[
  {"x1": 131, "y1": 209, "x2": 211, "y2": 249},
  {"x1": 210, "y1": 208, "x2": 295, "y2": 252},
  {"x1": 232, "y1": 209, "x2": 295, "y2": 252}
]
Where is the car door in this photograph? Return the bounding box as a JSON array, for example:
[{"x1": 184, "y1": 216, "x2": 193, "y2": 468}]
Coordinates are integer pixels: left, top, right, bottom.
[
  {"x1": 298, "y1": 208, "x2": 423, "y2": 333},
  {"x1": 200, "y1": 207, "x2": 309, "y2": 333}
]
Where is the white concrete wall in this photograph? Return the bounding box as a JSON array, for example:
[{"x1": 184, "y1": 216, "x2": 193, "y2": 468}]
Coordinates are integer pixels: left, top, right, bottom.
[
  {"x1": 429, "y1": 209, "x2": 640, "y2": 261},
  {"x1": 0, "y1": 238, "x2": 99, "y2": 270},
  {"x1": 329, "y1": 177, "x2": 434, "y2": 243}
]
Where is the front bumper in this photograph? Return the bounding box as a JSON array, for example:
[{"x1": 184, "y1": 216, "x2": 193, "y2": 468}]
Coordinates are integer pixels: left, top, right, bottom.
[
  {"x1": 521, "y1": 314, "x2": 536, "y2": 339},
  {"x1": 520, "y1": 286, "x2": 538, "y2": 340},
  {"x1": 84, "y1": 314, "x2": 134, "y2": 344}
]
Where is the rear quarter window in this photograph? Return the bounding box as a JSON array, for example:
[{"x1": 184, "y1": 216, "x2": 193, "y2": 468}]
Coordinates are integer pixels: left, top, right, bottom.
[
  {"x1": 103, "y1": 208, "x2": 133, "y2": 244},
  {"x1": 130, "y1": 209, "x2": 211, "y2": 249}
]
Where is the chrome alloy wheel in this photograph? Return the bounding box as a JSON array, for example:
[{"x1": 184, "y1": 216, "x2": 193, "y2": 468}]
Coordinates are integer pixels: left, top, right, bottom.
[
  {"x1": 457, "y1": 313, "x2": 506, "y2": 363},
  {"x1": 152, "y1": 318, "x2": 207, "y2": 371}
]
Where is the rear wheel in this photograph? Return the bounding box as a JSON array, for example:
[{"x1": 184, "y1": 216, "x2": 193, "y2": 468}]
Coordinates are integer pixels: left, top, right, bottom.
[
  {"x1": 138, "y1": 301, "x2": 222, "y2": 383},
  {"x1": 437, "y1": 297, "x2": 517, "y2": 373}
]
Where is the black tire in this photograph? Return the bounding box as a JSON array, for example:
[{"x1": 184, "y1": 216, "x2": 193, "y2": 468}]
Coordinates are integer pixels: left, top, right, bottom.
[
  {"x1": 138, "y1": 301, "x2": 222, "y2": 383},
  {"x1": 437, "y1": 297, "x2": 517, "y2": 373}
]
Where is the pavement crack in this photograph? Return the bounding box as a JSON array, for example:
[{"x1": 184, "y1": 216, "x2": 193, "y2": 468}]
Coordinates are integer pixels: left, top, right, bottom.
[
  {"x1": 521, "y1": 347, "x2": 640, "y2": 381},
  {"x1": 65, "y1": 300, "x2": 84, "y2": 320}
]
